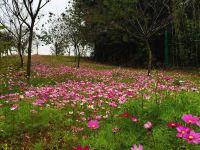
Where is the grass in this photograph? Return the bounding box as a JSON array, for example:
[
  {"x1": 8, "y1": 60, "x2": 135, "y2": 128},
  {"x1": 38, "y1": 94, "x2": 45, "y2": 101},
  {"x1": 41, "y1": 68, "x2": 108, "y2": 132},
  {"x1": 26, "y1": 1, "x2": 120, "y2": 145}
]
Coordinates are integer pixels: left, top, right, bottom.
[{"x1": 0, "y1": 55, "x2": 200, "y2": 150}]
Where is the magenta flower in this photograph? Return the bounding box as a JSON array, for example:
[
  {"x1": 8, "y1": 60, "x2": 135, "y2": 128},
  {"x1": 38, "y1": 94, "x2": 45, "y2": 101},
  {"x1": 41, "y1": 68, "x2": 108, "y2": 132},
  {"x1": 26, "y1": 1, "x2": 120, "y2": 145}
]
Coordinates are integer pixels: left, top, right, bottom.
[
  {"x1": 163, "y1": 76, "x2": 172, "y2": 81},
  {"x1": 10, "y1": 104, "x2": 18, "y2": 110},
  {"x1": 73, "y1": 145, "x2": 90, "y2": 150},
  {"x1": 30, "y1": 110, "x2": 37, "y2": 113},
  {"x1": 131, "y1": 144, "x2": 143, "y2": 150},
  {"x1": 182, "y1": 114, "x2": 199, "y2": 124},
  {"x1": 196, "y1": 121, "x2": 200, "y2": 127},
  {"x1": 176, "y1": 126, "x2": 190, "y2": 138},
  {"x1": 166, "y1": 122, "x2": 180, "y2": 128},
  {"x1": 119, "y1": 96, "x2": 127, "y2": 104},
  {"x1": 144, "y1": 121, "x2": 152, "y2": 129},
  {"x1": 33, "y1": 99, "x2": 45, "y2": 106},
  {"x1": 131, "y1": 116, "x2": 138, "y2": 123},
  {"x1": 120, "y1": 112, "x2": 129, "y2": 118},
  {"x1": 88, "y1": 120, "x2": 99, "y2": 130},
  {"x1": 184, "y1": 130, "x2": 200, "y2": 144},
  {"x1": 108, "y1": 101, "x2": 117, "y2": 108}
]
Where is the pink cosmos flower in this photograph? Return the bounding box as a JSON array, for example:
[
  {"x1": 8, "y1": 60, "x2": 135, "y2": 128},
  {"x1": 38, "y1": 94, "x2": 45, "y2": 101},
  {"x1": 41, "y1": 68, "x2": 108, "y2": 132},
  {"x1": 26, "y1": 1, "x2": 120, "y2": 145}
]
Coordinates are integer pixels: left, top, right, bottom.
[
  {"x1": 73, "y1": 145, "x2": 90, "y2": 150},
  {"x1": 163, "y1": 76, "x2": 172, "y2": 81},
  {"x1": 30, "y1": 110, "x2": 37, "y2": 113},
  {"x1": 10, "y1": 104, "x2": 18, "y2": 110},
  {"x1": 166, "y1": 122, "x2": 180, "y2": 128},
  {"x1": 184, "y1": 130, "x2": 200, "y2": 144},
  {"x1": 144, "y1": 121, "x2": 152, "y2": 129},
  {"x1": 108, "y1": 101, "x2": 117, "y2": 108},
  {"x1": 191, "y1": 88, "x2": 198, "y2": 92},
  {"x1": 182, "y1": 114, "x2": 199, "y2": 124},
  {"x1": 131, "y1": 116, "x2": 138, "y2": 122},
  {"x1": 121, "y1": 112, "x2": 129, "y2": 118},
  {"x1": 33, "y1": 99, "x2": 45, "y2": 106},
  {"x1": 176, "y1": 126, "x2": 191, "y2": 138},
  {"x1": 0, "y1": 96, "x2": 5, "y2": 99},
  {"x1": 88, "y1": 120, "x2": 99, "y2": 130},
  {"x1": 196, "y1": 121, "x2": 200, "y2": 127},
  {"x1": 131, "y1": 144, "x2": 143, "y2": 150},
  {"x1": 119, "y1": 96, "x2": 127, "y2": 104},
  {"x1": 95, "y1": 115, "x2": 102, "y2": 120},
  {"x1": 80, "y1": 112, "x2": 85, "y2": 115}
]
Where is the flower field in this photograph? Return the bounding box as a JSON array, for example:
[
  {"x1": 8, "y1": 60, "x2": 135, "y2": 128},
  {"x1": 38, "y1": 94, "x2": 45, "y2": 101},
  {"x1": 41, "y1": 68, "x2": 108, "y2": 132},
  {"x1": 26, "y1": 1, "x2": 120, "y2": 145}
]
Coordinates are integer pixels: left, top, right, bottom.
[{"x1": 0, "y1": 56, "x2": 200, "y2": 150}]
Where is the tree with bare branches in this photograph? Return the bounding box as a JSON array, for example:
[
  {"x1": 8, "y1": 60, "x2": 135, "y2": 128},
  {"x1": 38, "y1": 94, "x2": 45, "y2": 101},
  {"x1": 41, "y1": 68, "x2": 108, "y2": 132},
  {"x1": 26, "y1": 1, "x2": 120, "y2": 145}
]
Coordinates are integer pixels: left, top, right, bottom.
[
  {"x1": 12, "y1": 0, "x2": 50, "y2": 78},
  {"x1": 0, "y1": 0, "x2": 29, "y2": 67},
  {"x1": 113, "y1": 0, "x2": 171, "y2": 75}
]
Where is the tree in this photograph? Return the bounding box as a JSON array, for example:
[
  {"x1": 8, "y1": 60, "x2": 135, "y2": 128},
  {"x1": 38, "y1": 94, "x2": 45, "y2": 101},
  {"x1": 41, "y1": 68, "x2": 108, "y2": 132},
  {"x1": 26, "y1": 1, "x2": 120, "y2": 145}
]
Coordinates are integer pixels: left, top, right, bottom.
[
  {"x1": 0, "y1": 0, "x2": 29, "y2": 67},
  {"x1": 40, "y1": 14, "x2": 67, "y2": 56},
  {"x1": 12, "y1": 0, "x2": 50, "y2": 78},
  {"x1": 62, "y1": 3, "x2": 89, "y2": 68},
  {"x1": 124, "y1": 0, "x2": 171, "y2": 75}
]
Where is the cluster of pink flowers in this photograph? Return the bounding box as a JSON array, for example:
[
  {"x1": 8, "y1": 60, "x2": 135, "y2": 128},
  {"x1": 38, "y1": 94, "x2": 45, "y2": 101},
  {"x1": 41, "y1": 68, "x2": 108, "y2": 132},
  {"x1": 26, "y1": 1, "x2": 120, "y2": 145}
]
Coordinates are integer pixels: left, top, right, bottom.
[
  {"x1": 1, "y1": 64, "x2": 198, "y2": 113},
  {"x1": 176, "y1": 126, "x2": 200, "y2": 144},
  {"x1": 0, "y1": 67, "x2": 28, "y2": 92},
  {"x1": 33, "y1": 64, "x2": 113, "y2": 81},
  {"x1": 168, "y1": 114, "x2": 200, "y2": 144},
  {"x1": 33, "y1": 99, "x2": 46, "y2": 106}
]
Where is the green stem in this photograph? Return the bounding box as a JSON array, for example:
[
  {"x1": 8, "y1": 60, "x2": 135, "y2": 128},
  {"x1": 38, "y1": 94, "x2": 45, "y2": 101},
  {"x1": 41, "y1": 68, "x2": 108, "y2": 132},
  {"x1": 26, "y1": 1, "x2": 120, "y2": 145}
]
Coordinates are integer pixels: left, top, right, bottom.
[{"x1": 151, "y1": 131, "x2": 156, "y2": 149}]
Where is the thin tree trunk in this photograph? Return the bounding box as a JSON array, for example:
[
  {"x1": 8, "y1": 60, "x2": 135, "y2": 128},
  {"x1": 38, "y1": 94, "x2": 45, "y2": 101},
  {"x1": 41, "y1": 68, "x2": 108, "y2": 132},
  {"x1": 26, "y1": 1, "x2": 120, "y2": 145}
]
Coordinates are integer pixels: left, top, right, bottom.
[
  {"x1": 55, "y1": 42, "x2": 58, "y2": 56},
  {"x1": 77, "y1": 47, "x2": 80, "y2": 68},
  {"x1": 17, "y1": 26, "x2": 24, "y2": 68},
  {"x1": 146, "y1": 40, "x2": 152, "y2": 76},
  {"x1": 36, "y1": 44, "x2": 39, "y2": 55},
  {"x1": 27, "y1": 24, "x2": 34, "y2": 79},
  {"x1": 68, "y1": 49, "x2": 70, "y2": 56},
  {"x1": 74, "y1": 43, "x2": 77, "y2": 63},
  {"x1": 18, "y1": 44, "x2": 24, "y2": 67}
]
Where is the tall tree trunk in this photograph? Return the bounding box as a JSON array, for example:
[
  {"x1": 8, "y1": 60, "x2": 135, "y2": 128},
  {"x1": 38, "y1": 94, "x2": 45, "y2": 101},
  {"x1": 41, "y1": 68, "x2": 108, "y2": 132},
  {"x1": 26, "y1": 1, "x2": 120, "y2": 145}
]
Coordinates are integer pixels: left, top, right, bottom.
[
  {"x1": 77, "y1": 46, "x2": 80, "y2": 68},
  {"x1": 27, "y1": 24, "x2": 34, "y2": 78},
  {"x1": 74, "y1": 43, "x2": 77, "y2": 63},
  {"x1": 146, "y1": 40, "x2": 152, "y2": 76},
  {"x1": 18, "y1": 40, "x2": 24, "y2": 68},
  {"x1": 36, "y1": 44, "x2": 39, "y2": 55},
  {"x1": 17, "y1": 26, "x2": 24, "y2": 68},
  {"x1": 68, "y1": 49, "x2": 70, "y2": 56},
  {"x1": 55, "y1": 42, "x2": 58, "y2": 56}
]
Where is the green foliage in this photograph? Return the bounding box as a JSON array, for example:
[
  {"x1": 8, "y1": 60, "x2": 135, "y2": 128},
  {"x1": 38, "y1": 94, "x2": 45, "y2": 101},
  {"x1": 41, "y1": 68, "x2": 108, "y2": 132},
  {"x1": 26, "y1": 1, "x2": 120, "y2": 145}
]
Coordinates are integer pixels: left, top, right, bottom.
[
  {"x1": 0, "y1": 31, "x2": 15, "y2": 56},
  {"x1": 69, "y1": 0, "x2": 200, "y2": 68},
  {"x1": 170, "y1": 0, "x2": 200, "y2": 67}
]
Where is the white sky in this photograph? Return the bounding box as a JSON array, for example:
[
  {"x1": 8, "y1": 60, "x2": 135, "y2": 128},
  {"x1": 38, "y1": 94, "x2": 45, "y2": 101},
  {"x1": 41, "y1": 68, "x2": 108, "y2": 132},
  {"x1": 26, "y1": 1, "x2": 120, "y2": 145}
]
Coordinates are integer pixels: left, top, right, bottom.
[{"x1": 33, "y1": 0, "x2": 70, "y2": 55}]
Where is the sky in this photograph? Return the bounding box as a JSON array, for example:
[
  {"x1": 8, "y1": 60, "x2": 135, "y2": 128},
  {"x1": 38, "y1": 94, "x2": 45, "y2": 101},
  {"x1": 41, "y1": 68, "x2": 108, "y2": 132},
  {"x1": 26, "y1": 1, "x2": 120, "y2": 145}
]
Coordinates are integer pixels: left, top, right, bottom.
[{"x1": 33, "y1": 0, "x2": 70, "y2": 55}]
